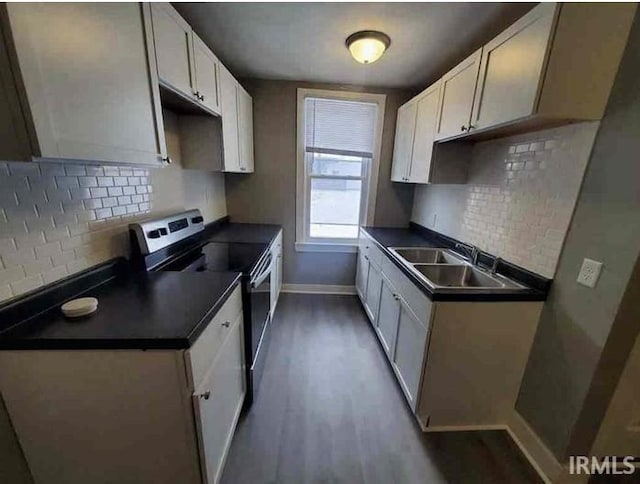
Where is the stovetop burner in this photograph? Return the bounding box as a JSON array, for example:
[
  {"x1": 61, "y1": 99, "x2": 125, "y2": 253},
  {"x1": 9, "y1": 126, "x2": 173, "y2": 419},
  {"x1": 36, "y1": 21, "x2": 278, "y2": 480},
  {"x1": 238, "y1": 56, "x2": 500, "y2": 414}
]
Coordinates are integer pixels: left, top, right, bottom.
[{"x1": 158, "y1": 241, "x2": 269, "y2": 276}]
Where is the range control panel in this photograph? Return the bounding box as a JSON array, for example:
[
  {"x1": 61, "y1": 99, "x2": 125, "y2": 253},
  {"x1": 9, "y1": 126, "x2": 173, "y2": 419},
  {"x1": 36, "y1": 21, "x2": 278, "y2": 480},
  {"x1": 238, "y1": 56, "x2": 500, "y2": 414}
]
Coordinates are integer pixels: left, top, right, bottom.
[{"x1": 129, "y1": 209, "x2": 205, "y2": 255}]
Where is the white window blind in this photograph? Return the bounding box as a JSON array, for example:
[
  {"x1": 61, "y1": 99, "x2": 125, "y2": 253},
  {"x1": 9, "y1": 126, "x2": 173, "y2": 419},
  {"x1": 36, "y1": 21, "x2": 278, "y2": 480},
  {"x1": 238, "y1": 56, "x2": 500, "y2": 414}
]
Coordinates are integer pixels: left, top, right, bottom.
[
  {"x1": 305, "y1": 98, "x2": 378, "y2": 158},
  {"x1": 302, "y1": 97, "x2": 379, "y2": 241}
]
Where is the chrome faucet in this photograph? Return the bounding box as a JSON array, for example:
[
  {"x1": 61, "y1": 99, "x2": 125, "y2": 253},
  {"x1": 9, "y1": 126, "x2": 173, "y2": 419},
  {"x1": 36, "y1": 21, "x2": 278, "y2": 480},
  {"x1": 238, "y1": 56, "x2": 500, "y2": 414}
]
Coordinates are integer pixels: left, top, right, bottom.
[
  {"x1": 455, "y1": 242, "x2": 480, "y2": 266},
  {"x1": 490, "y1": 257, "x2": 502, "y2": 275}
]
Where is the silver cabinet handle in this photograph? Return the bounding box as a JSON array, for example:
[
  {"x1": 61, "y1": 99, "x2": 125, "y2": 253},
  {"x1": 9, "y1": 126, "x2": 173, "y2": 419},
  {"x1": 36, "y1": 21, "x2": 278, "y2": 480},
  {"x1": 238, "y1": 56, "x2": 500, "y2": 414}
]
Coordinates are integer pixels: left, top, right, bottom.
[
  {"x1": 162, "y1": 156, "x2": 172, "y2": 164},
  {"x1": 393, "y1": 294, "x2": 400, "y2": 301},
  {"x1": 364, "y1": 255, "x2": 369, "y2": 261},
  {"x1": 221, "y1": 321, "x2": 231, "y2": 328},
  {"x1": 197, "y1": 391, "x2": 211, "y2": 400},
  {"x1": 460, "y1": 125, "x2": 467, "y2": 132}
]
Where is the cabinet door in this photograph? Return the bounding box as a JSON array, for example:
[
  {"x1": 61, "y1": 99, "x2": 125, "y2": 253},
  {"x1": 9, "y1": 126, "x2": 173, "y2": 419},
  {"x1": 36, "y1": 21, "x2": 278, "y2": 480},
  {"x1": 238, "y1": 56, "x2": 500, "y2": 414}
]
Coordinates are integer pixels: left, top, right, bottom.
[
  {"x1": 407, "y1": 81, "x2": 441, "y2": 183},
  {"x1": 393, "y1": 299, "x2": 428, "y2": 409},
  {"x1": 192, "y1": 32, "x2": 221, "y2": 115},
  {"x1": 377, "y1": 275, "x2": 401, "y2": 357},
  {"x1": 390, "y1": 102, "x2": 417, "y2": 182},
  {"x1": 220, "y1": 65, "x2": 241, "y2": 172},
  {"x1": 356, "y1": 252, "x2": 369, "y2": 301},
  {"x1": 193, "y1": 312, "x2": 245, "y2": 484},
  {"x1": 471, "y1": 3, "x2": 556, "y2": 130},
  {"x1": 434, "y1": 49, "x2": 482, "y2": 140},
  {"x1": 6, "y1": 3, "x2": 166, "y2": 164},
  {"x1": 151, "y1": 3, "x2": 195, "y2": 99},
  {"x1": 237, "y1": 86, "x2": 254, "y2": 173},
  {"x1": 364, "y1": 263, "x2": 382, "y2": 324}
]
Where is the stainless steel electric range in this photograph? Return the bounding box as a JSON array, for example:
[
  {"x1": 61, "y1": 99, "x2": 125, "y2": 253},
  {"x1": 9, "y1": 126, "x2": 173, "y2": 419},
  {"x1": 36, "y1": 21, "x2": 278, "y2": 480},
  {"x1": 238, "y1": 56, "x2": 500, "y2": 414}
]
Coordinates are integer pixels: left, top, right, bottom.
[{"x1": 129, "y1": 209, "x2": 273, "y2": 408}]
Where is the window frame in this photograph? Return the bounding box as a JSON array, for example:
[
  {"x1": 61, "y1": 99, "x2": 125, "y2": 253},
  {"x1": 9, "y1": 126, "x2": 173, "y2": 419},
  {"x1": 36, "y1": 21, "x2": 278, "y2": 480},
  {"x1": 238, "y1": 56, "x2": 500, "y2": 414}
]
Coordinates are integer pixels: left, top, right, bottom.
[{"x1": 295, "y1": 88, "x2": 386, "y2": 253}]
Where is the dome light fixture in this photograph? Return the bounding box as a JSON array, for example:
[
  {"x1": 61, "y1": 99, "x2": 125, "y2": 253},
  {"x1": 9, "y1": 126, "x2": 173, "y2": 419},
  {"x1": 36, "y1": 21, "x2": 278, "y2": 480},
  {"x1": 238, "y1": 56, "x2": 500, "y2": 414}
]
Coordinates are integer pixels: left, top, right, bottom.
[{"x1": 346, "y1": 30, "x2": 391, "y2": 65}]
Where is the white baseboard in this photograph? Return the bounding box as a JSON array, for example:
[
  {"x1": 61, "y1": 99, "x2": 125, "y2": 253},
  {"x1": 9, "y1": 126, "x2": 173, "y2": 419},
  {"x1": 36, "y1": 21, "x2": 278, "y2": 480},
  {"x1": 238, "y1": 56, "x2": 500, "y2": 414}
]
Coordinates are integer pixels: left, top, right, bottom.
[
  {"x1": 281, "y1": 284, "x2": 357, "y2": 295},
  {"x1": 421, "y1": 413, "x2": 571, "y2": 483},
  {"x1": 507, "y1": 411, "x2": 567, "y2": 484}
]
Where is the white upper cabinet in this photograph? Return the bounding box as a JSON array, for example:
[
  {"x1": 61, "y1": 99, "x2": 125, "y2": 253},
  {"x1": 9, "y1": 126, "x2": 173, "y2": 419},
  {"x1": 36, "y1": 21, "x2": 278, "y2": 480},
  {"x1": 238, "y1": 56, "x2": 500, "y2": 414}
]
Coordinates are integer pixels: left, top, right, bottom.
[
  {"x1": 434, "y1": 49, "x2": 482, "y2": 141},
  {"x1": 390, "y1": 102, "x2": 417, "y2": 182},
  {"x1": 192, "y1": 32, "x2": 221, "y2": 115},
  {"x1": 467, "y1": 2, "x2": 636, "y2": 133},
  {"x1": 219, "y1": 65, "x2": 241, "y2": 172},
  {"x1": 0, "y1": 3, "x2": 166, "y2": 165},
  {"x1": 150, "y1": 3, "x2": 221, "y2": 115},
  {"x1": 218, "y1": 65, "x2": 254, "y2": 173},
  {"x1": 391, "y1": 81, "x2": 441, "y2": 184},
  {"x1": 388, "y1": 2, "x2": 634, "y2": 184},
  {"x1": 151, "y1": 3, "x2": 194, "y2": 100},
  {"x1": 408, "y1": 81, "x2": 441, "y2": 183},
  {"x1": 237, "y1": 85, "x2": 254, "y2": 173},
  {"x1": 471, "y1": 3, "x2": 556, "y2": 130}
]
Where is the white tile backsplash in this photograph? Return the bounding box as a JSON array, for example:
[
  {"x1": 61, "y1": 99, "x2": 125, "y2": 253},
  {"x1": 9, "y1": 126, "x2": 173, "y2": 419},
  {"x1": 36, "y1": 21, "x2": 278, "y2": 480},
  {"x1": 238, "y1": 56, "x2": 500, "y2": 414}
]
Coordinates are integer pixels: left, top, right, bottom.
[
  {"x1": 0, "y1": 156, "x2": 228, "y2": 303},
  {"x1": 412, "y1": 122, "x2": 599, "y2": 278},
  {"x1": 0, "y1": 161, "x2": 153, "y2": 301}
]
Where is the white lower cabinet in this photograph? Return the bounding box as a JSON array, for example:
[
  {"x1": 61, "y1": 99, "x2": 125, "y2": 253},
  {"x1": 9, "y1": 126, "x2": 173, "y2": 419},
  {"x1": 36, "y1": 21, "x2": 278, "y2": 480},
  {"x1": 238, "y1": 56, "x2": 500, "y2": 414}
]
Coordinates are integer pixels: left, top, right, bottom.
[
  {"x1": 0, "y1": 286, "x2": 246, "y2": 484},
  {"x1": 364, "y1": 262, "x2": 382, "y2": 323},
  {"x1": 392, "y1": 299, "x2": 429, "y2": 409},
  {"x1": 357, "y1": 228, "x2": 543, "y2": 430},
  {"x1": 193, "y1": 310, "x2": 245, "y2": 484},
  {"x1": 376, "y1": 275, "x2": 400, "y2": 357},
  {"x1": 355, "y1": 252, "x2": 369, "y2": 300}
]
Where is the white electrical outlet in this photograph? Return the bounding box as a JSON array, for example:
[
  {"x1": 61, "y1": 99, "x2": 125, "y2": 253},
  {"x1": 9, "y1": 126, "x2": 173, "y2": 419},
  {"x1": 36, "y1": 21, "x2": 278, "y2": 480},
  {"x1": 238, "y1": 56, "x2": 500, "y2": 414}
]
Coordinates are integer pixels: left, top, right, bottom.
[{"x1": 577, "y1": 258, "x2": 603, "y2": 288}]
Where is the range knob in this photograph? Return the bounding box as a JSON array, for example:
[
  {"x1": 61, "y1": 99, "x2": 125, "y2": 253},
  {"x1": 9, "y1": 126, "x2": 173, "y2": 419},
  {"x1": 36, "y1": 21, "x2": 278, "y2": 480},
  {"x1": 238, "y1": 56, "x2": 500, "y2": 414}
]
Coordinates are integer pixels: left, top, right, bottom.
[
  {"x1": 191, "y1": 216, "x2": 204, "y2": 224},
  {"x1": 147, "y1": 228, "x2": 168, "y2": 239}
]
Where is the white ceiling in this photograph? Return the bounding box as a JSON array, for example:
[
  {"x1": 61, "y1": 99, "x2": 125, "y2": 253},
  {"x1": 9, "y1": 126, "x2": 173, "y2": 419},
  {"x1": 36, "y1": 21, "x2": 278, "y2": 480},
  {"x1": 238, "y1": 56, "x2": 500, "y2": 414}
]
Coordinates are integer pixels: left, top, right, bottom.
[{"x1": 175, "y1": 2, "x2": 535, "y2": 90}]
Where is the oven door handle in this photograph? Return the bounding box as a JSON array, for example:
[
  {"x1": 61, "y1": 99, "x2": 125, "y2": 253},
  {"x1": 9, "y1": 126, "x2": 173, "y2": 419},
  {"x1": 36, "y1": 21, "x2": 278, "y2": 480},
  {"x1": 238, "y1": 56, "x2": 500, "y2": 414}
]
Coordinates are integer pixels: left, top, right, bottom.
[{"x1": 251, "y1": 254, "x2": 273, "y2": 288}]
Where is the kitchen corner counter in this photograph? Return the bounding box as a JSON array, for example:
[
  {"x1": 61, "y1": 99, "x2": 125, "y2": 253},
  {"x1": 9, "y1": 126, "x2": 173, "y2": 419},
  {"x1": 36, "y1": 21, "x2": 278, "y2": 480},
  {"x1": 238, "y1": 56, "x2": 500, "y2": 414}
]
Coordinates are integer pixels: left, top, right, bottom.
[
  {"x1": 205, "y1": 221, "x2": 282, "y2": 245},
  {"x1": 0, "y1": 270, "x2": 241, "y2": 350},
  {"x1": 361, "y1": 226, "x2": 550, "y2": 302}
]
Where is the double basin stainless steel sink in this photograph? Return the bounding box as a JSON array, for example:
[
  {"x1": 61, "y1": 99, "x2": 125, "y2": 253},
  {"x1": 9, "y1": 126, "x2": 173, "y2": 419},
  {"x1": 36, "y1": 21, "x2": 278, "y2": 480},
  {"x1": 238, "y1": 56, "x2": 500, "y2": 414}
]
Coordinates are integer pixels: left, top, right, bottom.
[{"x1": 388, "y1": 247, "x2": 524, "y2": 291}]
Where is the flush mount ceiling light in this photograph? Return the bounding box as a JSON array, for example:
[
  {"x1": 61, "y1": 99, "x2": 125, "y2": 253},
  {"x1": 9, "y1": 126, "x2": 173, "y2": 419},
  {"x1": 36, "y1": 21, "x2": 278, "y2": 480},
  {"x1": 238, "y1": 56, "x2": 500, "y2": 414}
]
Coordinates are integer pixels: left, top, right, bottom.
[{"x1": 346, "y1": 30, "x2": 391, "y2": 65}]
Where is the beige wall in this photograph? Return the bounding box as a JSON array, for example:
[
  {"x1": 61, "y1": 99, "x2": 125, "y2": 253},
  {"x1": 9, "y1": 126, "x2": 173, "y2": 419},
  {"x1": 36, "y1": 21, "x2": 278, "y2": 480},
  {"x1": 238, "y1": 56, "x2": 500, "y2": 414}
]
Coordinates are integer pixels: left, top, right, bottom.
[
  {"x1": 516, "y1": 10, "x2": 640, "y2": 460},
  {"x1": 152, "y1": 109, "x2": 228, "y2": 223},
  {"x1": 225, "y1": 79, "x2": 414, "y2": 286}
]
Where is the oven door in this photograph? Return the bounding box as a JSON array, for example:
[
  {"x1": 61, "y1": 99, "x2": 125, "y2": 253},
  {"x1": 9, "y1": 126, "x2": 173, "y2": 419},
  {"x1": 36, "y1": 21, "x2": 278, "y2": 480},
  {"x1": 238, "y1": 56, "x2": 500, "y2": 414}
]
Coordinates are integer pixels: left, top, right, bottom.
[{"x1": 249, "y1": 252, "x2": 272, "y2": 361}]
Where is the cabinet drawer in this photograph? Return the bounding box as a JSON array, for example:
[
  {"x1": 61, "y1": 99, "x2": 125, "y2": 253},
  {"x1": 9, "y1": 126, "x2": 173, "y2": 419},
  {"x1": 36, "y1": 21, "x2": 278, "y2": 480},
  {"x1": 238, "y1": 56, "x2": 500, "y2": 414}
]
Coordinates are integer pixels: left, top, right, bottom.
[
  {"x1": 188, "y1": 285, "x2": 243, "y2": 388},
  {"x1": 381, "y1": 257, "x2": 432, "y2": 325},
  {"x1": 359, "y1": 231, "x2": 383, "y2": 268}
]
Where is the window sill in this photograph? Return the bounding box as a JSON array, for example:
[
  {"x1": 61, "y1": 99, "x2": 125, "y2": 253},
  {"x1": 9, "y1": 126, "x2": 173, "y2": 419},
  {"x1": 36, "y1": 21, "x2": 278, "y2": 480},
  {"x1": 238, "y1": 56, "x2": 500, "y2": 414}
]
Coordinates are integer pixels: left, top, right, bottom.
[{"x1": 295, "y1": 241, "x2": 358, "y2": 253}]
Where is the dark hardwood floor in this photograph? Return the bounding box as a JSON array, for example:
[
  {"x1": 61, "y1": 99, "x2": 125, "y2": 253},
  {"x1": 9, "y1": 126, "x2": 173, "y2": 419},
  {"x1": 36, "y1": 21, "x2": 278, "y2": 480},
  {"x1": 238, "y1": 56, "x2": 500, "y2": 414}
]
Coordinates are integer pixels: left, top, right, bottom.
[{"x1": 221, "y1": 293, "x2": 542, "y2": 484}]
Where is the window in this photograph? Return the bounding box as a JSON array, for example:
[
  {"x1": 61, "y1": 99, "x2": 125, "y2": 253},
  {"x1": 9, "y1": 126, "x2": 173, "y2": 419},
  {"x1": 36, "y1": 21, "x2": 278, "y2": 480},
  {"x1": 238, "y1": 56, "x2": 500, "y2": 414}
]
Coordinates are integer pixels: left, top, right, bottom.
[{"x1": 296, "y1": 89, "x2": 386, "y2": 252}]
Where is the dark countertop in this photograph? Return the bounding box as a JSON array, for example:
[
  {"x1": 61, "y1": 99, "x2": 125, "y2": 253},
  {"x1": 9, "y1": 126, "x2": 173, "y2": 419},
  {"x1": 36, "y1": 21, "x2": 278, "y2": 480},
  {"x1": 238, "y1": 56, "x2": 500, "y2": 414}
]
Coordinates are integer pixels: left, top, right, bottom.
[
  {"x1": 0, "y1": 220, "x2": 284, "y2": 351},
  {"x1": 361, "y1": 227, "x2": 439, "y2": 249},
  {"x1": 361, "y1": 226, "x2": 549, "y2": 302},
  {"x1": 206, "y1": 222, "x2": 282, "y2": 245},
  {"x1": 0, "y1": 270, "x2": 241, "y2": 350}
]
